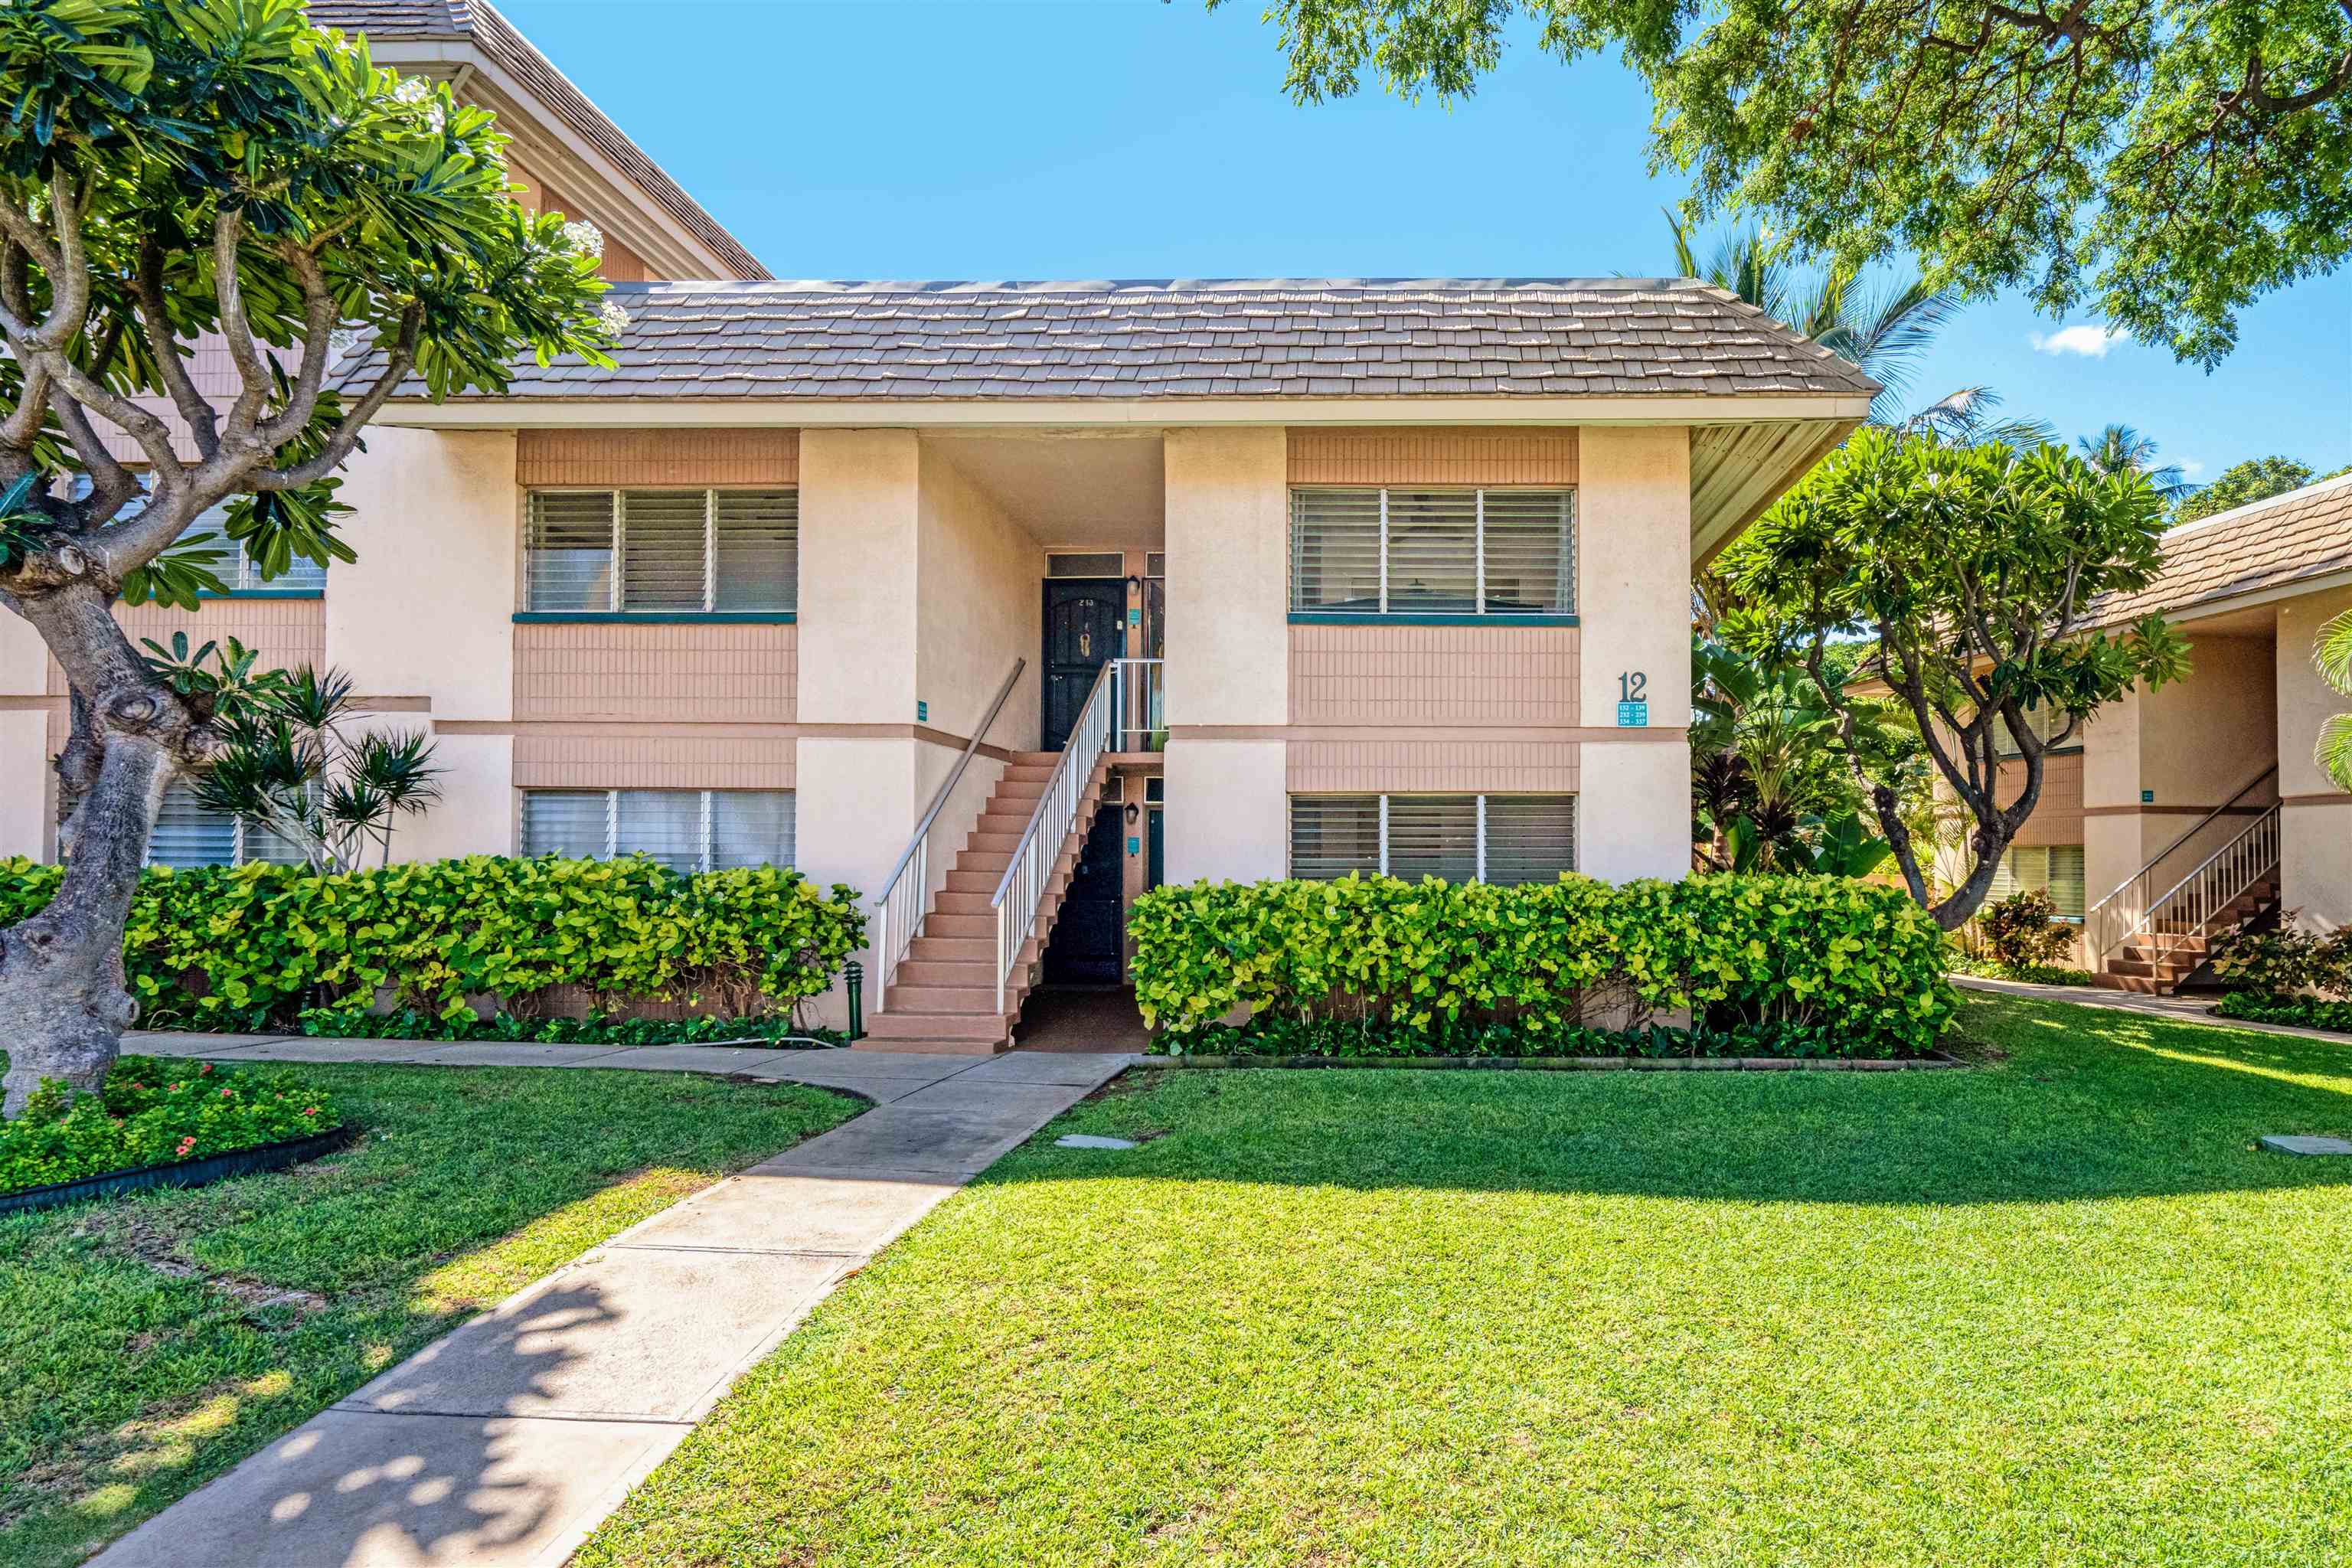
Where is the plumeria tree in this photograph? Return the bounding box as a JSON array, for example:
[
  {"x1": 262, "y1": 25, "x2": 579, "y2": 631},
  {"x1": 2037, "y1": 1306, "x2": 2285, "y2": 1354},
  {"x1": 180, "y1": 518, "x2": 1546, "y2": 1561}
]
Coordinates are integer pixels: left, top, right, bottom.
[
  {"x1": 2319, "y1": 608, "x2": 2352, "y2": 792},
  {"x1": 0, "y1": 0, "x2": 614, "y2": 1113},
  {"x1": 1718, "y1": 430, "x2": 2190, "y2": 927}
]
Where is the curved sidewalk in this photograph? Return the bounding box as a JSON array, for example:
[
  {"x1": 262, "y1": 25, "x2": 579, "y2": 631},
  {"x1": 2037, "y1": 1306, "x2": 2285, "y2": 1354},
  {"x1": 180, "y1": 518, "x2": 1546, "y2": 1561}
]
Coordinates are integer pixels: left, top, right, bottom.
[{"x1": 93, "y1": 1039, "x2": 1136, "y2": 1568}]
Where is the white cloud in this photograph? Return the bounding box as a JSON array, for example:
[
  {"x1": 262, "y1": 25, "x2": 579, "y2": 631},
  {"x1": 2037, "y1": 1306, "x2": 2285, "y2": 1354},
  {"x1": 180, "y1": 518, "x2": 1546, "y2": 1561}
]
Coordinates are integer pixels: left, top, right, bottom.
[
  {"x1": 2179, "y1": 459, "x2": 2205, "y2": 478},
  {"x1": 2030, "y1": 324, "x2": 2126, "y2": 358}
]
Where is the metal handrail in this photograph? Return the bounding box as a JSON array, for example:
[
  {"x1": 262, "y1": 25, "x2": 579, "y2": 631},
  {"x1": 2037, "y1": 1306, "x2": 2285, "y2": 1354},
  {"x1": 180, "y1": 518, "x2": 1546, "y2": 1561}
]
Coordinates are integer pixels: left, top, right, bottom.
[
  {"x1": 870, "y1": 658, "x2": 1026, "y2": 1008},
  {"x1": 1109, "y1": 657, "x2": 1165, "y2": 753},
  {"x1": 2085, "y1": 763, "x2": 2277, "y2": 920},
  {"x1": 2085, "y1": 762, "x2": 2277, "y2": 963},
  {"x1": 988, "y1": 661, "x2": 1118, "y2": 1014},
  {"x1": 2107, "y1": 803, "x2": 2283, "y2": 976}
]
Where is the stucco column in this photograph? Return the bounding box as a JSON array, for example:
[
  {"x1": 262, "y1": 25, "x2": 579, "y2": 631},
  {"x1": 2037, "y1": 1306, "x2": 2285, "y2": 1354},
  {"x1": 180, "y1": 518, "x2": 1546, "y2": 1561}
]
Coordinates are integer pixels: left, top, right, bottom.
[
  {"x1": 332, "y1": 427, "x2": 521, "y2": 858},
  {"x1": 2278, "y1": 586, "x2": 2352, "y2": 929},
  {"x1": 1162, "y1": 426, "x2": 1287, "y2": 884},
  {"x1": 0, "y1": 609, "x2": 48, "y2": 859},
  {"x1": 1576, "y1": 426, "x2": 1692, "y2": 882}
]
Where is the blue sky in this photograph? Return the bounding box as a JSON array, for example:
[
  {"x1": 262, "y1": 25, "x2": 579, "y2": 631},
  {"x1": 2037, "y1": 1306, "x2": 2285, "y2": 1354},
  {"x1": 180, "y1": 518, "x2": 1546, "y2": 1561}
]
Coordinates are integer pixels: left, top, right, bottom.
[{"x1": 501, "y1": 0, "x2": 2351, "y2": 483}]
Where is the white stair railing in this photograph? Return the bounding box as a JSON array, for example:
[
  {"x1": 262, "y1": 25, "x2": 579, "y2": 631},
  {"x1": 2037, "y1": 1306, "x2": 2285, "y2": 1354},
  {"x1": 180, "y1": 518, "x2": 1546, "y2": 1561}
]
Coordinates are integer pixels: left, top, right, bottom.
[
  {"x1": 991, "y1": 662, "x2": 1116, "y2": 1015},
  {"x1": 871, "y1": 658, "x2": 1025, "y2": 1011},
  {"x1": 1109, "y1": 658, "x2": 1165, "y2": 752},
  {"x1": 2127, "y1": 804, "x2": 2283, "y2": 971},
  {"x1": 2086, "y1": 763, "x2": 2277, "y2": 964}
]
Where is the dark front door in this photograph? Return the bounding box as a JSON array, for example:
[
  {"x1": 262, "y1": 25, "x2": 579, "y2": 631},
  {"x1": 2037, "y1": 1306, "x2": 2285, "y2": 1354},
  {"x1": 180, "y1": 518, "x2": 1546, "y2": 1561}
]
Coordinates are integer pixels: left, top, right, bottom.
[
  {"x1": 1042, "y1": 578, "x2": 1125, "y2": 752},
  {"x1": 1044, "y1": 802, "x2": 1125, "y2": 985}
]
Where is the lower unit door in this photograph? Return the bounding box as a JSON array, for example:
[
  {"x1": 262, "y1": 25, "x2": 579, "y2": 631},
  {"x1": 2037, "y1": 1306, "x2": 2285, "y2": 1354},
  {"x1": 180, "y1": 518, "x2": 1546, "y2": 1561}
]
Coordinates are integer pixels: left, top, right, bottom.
[{"x1": 1043, "y1": 802, "x2": 1125, "y2": 984}]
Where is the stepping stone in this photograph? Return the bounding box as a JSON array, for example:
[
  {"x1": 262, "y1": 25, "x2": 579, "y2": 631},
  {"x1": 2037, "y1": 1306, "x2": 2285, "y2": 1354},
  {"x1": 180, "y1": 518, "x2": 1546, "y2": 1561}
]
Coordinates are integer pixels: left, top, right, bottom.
[
  {"x1": 2259, "y1": 1134, "x2": 2352, "y2": 1157},
  {"x1": 1055, "y1": 1134, "x2": 1137, "y2": 1151}
]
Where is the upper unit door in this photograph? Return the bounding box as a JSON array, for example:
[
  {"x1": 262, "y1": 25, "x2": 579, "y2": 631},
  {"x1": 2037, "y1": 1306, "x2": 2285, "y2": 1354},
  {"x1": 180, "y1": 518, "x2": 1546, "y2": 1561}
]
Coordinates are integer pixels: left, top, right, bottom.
[{"x1": 1041, "y1": 578, "x2": 1126, "y2": 752}]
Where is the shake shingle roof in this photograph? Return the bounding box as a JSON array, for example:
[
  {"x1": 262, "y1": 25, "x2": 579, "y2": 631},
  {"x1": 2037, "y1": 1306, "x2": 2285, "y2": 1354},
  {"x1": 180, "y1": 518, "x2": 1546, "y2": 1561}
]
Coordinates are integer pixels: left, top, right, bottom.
[
  {"x1": 374, "y1": 277, "x2": 1880, "y2": 402},
  {"x1": 306, "y1": 0, "x2": 768, "y2": 280},
  {"x1": 2083, "y1": 474, "x2": 2352, "y2": 629}
]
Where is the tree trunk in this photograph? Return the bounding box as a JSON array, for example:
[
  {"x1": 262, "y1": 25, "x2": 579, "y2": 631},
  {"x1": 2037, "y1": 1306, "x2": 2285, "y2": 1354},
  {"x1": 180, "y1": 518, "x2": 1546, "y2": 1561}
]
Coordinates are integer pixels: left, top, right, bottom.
[{"x1": 0, "y1": 580, "x2": 202, "y2": 1116}]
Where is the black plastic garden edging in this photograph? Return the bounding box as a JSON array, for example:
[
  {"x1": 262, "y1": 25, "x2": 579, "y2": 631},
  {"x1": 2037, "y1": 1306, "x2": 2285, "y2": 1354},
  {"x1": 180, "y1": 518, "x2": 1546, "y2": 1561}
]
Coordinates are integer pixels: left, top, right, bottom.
[{"x1": 0, "y1": 1125, "x2": 358, "y2": 1217}]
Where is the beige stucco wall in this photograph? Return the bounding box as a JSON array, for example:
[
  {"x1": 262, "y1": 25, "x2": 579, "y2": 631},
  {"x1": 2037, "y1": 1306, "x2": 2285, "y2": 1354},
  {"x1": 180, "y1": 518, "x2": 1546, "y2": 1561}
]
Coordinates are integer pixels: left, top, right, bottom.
[
  {"x1": 799, "y1": 429, "x2": 919, "y2": 725},
  {"x1": 1576, "y1": 739, "x2": 1691, "y2": 883},
  {"x1": 795, "y1": 734, "x2": 929, "y2": 1027},
  {"x1": 2278, "y1": 583, "x2": 2352, "y2": 928},
  {"x1": 0, "y1": 710, "x2": 45, "y2": 859},
  {"x1": 917, "y1": 440, "x2": 1042, "y2": 750},
  {"x1": 397, "y1": 734, "x2": 516, "y2": 862},
  {"x1": 333, "y1": 428, "x2": 518, "y2": 720},
  {"x1": 1165, "y1": 738, "x2": 1285, "y2": 883},
  {"x1": 1165, "y1": 427, "x2": 1286, "y2": 727},
  {"x1": 1576, "y1": 426, "x2": 1693, "y2": 732}
]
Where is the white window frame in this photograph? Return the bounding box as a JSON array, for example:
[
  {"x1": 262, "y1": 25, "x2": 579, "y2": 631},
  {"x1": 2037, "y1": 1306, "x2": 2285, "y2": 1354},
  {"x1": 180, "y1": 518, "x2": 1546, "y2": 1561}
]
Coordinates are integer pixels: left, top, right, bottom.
[
  {"x1": 521, "y1": 787, "x2": 795, "y2": 872},
  {"x1": 1289, "y1": 486, "x2": 1576, "y2": 617},
  {"x1": 1289, "y1": 792, "x2": 1576, "y2": 882},
  {"x1": 524, "y1": 488, "x2": 797, "y2": 614}
]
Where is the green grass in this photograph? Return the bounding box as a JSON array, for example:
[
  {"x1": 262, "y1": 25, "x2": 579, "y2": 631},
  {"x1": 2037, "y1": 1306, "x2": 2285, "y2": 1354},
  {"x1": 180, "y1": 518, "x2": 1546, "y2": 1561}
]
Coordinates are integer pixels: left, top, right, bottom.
[
  {"x1": 0, "y1": 1061, "x2": 857, "y2": 1568},
  {"x1": 580, "y1": 994, "x2": 2352, "y2": 1568}
]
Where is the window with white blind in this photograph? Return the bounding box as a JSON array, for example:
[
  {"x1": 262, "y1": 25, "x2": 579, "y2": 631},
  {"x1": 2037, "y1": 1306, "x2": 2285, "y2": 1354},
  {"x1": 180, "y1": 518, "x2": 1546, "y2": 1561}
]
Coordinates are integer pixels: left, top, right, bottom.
[
  {"x1": 146, "y1": 783, "x2": 308, "y2": 869},
  {"x1": 519, "y1": 789, "x2": 795, "y2": 874},
  {"x1": 1992, "y1": 701, "x2": 2078, "y2": 757},
  {"x1": 524, "y1": 490, "x2": 798, "y2": 613},
  {"x1": 1290, "y1": 488, "x2": 1574, "y2": 616},
  {"x1": 1289, "y1": 794, "x2": 1576, "y2": 884},
  {"x1": 1988, "y1": 844, "x2": 2086, "y2": 920},
  {"x1": 74, "y1": 476, "x2": 327, "y2": 592}
]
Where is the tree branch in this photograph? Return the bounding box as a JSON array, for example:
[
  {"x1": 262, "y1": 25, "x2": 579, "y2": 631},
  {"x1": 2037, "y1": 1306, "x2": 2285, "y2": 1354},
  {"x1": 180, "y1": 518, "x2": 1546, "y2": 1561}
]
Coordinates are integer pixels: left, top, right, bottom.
[
  {"x1": 134, "y1": 237, "x2": 220, "y2": 459},
  {"x1": 252, "y1": 309, "x2": 422, "y2": 489},
  {"x1": 210, "y1": 208, "x2": 273, "y2": 448}
]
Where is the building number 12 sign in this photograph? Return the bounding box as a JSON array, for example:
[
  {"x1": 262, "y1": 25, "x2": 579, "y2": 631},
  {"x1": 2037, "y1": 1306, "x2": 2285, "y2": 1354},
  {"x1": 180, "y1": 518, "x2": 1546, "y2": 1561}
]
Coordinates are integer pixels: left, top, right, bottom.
[{"x1": 1616, "y1": 671, "x2": 1648, "y2": 727}]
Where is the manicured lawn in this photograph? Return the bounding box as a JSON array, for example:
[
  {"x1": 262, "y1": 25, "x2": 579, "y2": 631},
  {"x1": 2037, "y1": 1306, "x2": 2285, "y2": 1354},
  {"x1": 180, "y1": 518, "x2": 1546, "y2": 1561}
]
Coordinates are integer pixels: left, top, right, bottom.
[
  {"x1": 580, "y1": 994, "x2": 2352, "y2": 1568},
  {"x1": 0, "y1": 1061, "x2": 856, "y2": 1568}
]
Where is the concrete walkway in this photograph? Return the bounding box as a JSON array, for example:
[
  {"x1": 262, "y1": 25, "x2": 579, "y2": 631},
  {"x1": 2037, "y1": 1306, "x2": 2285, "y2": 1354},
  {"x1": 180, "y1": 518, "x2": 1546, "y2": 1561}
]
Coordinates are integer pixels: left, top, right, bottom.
[
  {"x1": 1955, "y1": 975, "x2": 2350, "y2": 1044},
  {"x1": 93, "y1": 1038, "x2": 1135, "y2": 1568}
]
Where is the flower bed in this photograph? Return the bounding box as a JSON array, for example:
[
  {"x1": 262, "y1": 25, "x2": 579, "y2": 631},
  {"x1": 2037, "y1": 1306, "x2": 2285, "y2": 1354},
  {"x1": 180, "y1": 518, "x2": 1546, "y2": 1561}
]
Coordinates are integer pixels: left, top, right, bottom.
[
  {"x1": 1132, "y1": 872, "x2": 1958, "y2": 1060},
  {"x1": 0, "y1": 1057, "x2": 342, "y2": 1200},
  {"x1": 296, "y1": 1009, "x2": 848, "y2": 1048},
  {"x1": 2214, "y1": 993, "x2": 2352, "y2": 1035}
]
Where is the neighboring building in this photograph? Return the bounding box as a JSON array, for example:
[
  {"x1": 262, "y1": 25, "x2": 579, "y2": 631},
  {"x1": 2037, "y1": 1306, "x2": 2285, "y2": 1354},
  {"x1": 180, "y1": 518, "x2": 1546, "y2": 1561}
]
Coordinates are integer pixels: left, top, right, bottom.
[
  {"x1": 1970, "y1": 474, "x2": 2352, "y2": 990},
  {"x1": 0, "y1": 12, "x2": 1880, "y2": 1050}
]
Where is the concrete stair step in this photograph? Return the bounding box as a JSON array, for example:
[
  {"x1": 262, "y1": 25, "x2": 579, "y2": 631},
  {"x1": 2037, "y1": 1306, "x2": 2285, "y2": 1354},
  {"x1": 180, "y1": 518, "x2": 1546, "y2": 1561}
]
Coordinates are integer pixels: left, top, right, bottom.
[
  {"x1": 932, "y1": 890, "x2": 995, "y2": 915},
  {"x1": 907, "y1": 935, "x2": 991, "y2": 962},
  {"x1": 863, "y1": 1011, "x2": 1013, "y2": 1043},
  {"x1": 943, "y1": 870, "x2": 999, "y2": 893},
  {"x1": 924, "y1": 913, "x2": 997, "y2": 940},
  {"x1": 893, "y1": 959, "x2": 993, "y2": 987},
  {"x1": 885, "y1": 984, "x2": 1004, "y2": 1014}
]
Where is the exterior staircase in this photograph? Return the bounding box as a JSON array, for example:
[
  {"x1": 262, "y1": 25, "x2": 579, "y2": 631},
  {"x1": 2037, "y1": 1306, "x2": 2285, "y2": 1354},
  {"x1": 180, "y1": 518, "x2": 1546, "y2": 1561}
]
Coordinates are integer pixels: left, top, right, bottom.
[
  {"x1": 2085, "y1": 788, "x2": 2282, "y2": 996},
  {"x1": 861, "y1": 746, "x2": 1115, "y2": 1054},
  {"x1": 2092, "y1": 875, "x2": 2278, "y2": 992}
]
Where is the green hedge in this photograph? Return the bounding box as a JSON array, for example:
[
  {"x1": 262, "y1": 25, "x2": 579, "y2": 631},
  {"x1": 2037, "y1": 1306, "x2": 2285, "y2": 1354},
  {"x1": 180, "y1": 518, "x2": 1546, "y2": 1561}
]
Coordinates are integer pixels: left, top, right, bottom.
[
  {"x1": 1129, "y1": 873, "x2": 1958, "y2": 1059},
  {"x1": 0, "y1": 855, "x2": 867, "y2": 1032},
  {"x1": 2, "y1": 1057, "x2": 338, "y2": 1195}
]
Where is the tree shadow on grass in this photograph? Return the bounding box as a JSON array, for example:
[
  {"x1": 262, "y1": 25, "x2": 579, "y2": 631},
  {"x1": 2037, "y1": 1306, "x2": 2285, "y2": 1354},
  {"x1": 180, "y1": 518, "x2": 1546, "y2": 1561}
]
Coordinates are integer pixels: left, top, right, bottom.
[{"x1": 988, "y1": 995, "x2": 2352, "y2": 1208}]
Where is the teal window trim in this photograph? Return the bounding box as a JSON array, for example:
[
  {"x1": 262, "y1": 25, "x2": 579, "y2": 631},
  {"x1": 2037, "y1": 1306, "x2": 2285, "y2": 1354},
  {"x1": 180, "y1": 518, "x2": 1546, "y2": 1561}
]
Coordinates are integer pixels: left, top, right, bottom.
[
  {"x1": 512, "y1": 611, "x2": 797, "y2": 626},
  {"x1": 1287, "y1": 612, "x2": 1579, "y2": 628},
  {"x1": 198, "y1": 588, "x2": 325, "y2": 600}
]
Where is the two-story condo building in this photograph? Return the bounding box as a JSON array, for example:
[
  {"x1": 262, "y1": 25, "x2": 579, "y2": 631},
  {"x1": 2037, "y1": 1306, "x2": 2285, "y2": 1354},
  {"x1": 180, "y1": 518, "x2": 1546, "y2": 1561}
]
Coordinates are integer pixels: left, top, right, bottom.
[{"x1": 0, "y1": 7, "x2": 1880, "y2": 1051}]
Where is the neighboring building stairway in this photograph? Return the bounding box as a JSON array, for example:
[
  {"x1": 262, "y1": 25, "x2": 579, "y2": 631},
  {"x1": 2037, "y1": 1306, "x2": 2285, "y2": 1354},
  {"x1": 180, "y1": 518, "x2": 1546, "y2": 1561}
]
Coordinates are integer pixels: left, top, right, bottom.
[
  {"x1": 861, "y1": 750, "x2": 1113, "y2": 1053},
  {"x1": 2092, "y1": 876, "x2": 2278, "y2": 993},
  {"x1": 2084, "y1": 792, "x2": 2282, "y2": 996}
]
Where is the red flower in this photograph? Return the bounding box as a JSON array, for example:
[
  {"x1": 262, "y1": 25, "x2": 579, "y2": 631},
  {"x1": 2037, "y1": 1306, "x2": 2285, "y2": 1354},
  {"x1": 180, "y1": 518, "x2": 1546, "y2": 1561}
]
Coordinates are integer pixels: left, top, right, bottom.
[
  {"x1": 175, "y1": 1136, "x2": 197, "y2": 1157},
  {"x1": 220, "y1": 1087, "x2": 233, "y2": 1098},
  {"x1": 302, "y1": 1106, "x2": 320, "y2": 1116},
  {"x1": 198, "y1": 1063, "x2": 213, "y2": 1076}
]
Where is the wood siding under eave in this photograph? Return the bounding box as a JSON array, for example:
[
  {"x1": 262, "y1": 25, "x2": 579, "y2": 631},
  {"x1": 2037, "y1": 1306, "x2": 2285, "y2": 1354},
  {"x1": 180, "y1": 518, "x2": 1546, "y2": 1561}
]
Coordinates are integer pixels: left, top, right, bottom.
[
  {"x1": 514, "y1": 622, "x2": 797, "y2": 724},
  {"x1": 512, "y1": 731, "x2": 796, "y2": 790},
  {"x1": 516, "y1": 429, "x2": 800, "y2": 488},
  {"x1": 1287, "y1": 739, "x2": 1582, "y2": 793},
  {"x1": 1289, "y1": 622, "x2": 1581, "y2": 727},
  {"x1": 1285, "y1": 426, "x2": 1578, "y2": 486},
  {"x1": 2004, "y1": 751, "x2": 2085, "y2": 848}
]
